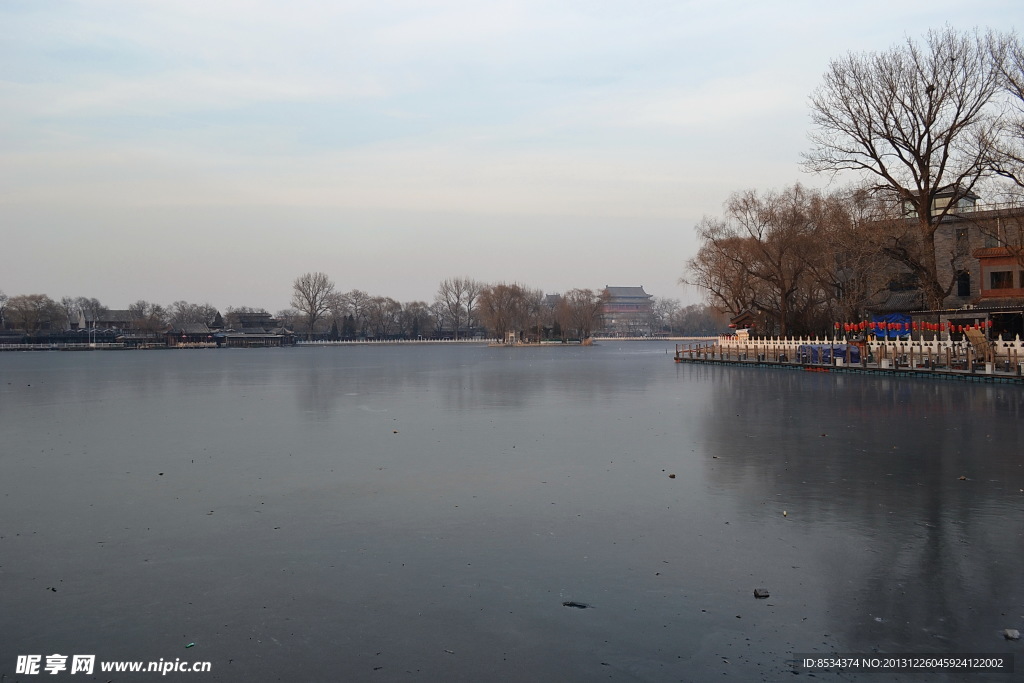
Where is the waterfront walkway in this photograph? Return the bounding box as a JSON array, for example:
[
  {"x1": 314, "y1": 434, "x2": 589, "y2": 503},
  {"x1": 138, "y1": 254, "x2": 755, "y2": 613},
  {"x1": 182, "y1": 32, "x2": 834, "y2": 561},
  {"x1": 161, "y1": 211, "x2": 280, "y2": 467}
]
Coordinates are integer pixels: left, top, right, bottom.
[{"x1": 674, "y1": 344, "x2": 1024, "y2": 384}]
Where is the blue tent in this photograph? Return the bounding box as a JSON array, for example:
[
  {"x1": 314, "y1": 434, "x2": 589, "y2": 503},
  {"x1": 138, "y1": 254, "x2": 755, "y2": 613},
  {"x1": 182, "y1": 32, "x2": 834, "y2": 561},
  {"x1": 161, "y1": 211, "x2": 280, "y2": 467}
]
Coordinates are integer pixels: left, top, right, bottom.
[
  {"x1": 796, "y1": 344, "x2": 861, "y2": 363},
  {"x1": 870, "y1": 313, "x2": 911, "y2": 339}
]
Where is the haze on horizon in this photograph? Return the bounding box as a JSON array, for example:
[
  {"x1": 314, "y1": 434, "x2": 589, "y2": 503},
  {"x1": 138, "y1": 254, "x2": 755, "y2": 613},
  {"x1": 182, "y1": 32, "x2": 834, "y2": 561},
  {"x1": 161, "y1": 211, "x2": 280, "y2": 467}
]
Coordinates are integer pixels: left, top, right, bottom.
[{"x1": 2, "y1": 0, "x2": 1020, "y2": 313}]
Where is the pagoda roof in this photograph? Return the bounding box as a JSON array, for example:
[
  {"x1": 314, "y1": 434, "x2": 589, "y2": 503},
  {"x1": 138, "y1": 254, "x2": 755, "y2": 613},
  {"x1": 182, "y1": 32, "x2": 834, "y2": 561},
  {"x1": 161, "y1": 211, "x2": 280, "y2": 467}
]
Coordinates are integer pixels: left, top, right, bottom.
[
  {"x1": 604, "y1": 286, "x2": 652, "y2": 298},
  {"x1": 865, "y1": 289, "x2": 924, "y2": 313}
]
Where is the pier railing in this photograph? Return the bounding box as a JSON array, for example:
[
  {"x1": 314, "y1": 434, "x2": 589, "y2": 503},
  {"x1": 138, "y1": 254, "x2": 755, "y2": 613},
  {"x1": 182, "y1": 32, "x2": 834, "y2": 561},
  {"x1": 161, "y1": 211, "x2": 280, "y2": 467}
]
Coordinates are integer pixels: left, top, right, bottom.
[
  {"x1": 713, "y1": 333, "x2": 1024, "y2": 362},
  {"x1": 676, "y1": 333, "x2": 1024, "y2": 379},
  {"x1": 0, "y1": 342, "x2": 127, "y2": 351}
]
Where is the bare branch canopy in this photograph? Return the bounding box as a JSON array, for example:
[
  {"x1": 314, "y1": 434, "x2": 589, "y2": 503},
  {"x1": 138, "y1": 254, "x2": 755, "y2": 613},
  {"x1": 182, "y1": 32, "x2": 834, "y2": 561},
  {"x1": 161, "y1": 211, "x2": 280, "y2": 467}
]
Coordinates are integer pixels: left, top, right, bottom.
[
  {"x1": 291, "y1": 272, "x2": 335, "y2": 339},
  {"x1": 803, "y1": 26, "x2": 1010, "y2": 307}
]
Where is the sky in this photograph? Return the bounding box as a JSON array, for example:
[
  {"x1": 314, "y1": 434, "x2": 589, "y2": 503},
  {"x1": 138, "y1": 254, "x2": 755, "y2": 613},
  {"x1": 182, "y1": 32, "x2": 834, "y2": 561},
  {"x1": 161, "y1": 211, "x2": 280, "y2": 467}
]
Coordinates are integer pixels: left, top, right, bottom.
[{"x1": 2, "y1": 0, "x2": 1021, "y2": 314}]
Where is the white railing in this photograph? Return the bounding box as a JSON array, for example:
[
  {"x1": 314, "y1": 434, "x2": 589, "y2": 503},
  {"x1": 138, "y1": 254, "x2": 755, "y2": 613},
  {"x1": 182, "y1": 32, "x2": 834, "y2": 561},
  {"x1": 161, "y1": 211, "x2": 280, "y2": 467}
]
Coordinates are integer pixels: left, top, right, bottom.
[
  {"x1": 297, "y1": 338, "x2": 496, "y2": 345},
  {"x1": 0, "y1": 342, "x2": 127, "y2": 351},
  {"x1": 714, "y1": 333, "x2": 1024, "y2": 361},
  {"x1": 682, "y1": 334, "x2": 1024, "y2": 374}
]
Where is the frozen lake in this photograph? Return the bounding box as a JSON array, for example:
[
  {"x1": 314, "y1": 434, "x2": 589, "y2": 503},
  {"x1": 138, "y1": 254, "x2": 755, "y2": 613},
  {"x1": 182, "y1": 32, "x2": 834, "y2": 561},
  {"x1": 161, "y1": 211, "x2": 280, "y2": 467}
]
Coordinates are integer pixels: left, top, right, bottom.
[{"x1": 1, "y1": 342, "x2": 1021, "y2": 681}]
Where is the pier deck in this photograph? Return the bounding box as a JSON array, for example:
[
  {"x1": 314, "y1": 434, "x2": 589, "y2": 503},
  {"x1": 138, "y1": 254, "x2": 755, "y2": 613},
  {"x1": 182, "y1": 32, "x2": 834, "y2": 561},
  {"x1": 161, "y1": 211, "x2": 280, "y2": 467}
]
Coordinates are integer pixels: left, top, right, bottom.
[{"x1": 674, "y1": 345, "x2": 1024, "y2": 384}]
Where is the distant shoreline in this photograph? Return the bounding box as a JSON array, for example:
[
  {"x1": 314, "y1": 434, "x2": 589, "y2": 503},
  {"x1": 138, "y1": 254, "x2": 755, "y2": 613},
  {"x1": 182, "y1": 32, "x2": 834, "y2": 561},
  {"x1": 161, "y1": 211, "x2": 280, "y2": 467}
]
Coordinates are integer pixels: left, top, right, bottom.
[{"x1": 0, "y1": 337, "x2": 717, "y2": 352}]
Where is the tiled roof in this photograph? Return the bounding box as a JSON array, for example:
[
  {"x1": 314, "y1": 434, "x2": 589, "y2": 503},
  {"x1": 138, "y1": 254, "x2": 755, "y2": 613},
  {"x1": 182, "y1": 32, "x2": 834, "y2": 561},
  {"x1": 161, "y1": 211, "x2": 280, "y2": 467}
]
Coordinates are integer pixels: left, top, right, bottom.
[
  {"x1": 866, "y1": 290, "x2": 923, "y2": 312},
  {"x1": 973, "y1": 247, "x2": 1020, "y2": 258},
  {"x1": 969, "y1": 297, "x2": 1024, "y2": 310},
  {"x1": 604, "y1": 286, "x2": 651, "y2": 298},
  {"x1": 169, "y1": 323, "x2": 211, "y2": 334}
]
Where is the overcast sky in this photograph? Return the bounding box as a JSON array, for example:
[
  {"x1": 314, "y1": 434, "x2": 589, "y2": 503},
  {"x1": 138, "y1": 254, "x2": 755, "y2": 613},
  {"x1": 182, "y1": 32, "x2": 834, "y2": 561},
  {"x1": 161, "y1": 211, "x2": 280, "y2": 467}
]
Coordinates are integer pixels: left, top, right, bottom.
[{"x1": 2, "y1": 0, "x2": 1020, "y2": 313}]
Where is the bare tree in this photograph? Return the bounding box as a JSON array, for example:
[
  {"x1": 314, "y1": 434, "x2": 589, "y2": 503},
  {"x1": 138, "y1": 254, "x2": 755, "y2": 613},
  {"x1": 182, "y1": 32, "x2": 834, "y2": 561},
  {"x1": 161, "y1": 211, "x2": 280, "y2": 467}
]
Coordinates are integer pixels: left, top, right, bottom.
[
  {"x1": 324, "y1": 291, "x2": 347, "y2": 332},
  {"x1": 816, "y1": 186, "x2": 907, "y2": 322},
  {"x1": 7, "y1": 294, "x2": 60, "y2": 333},
  {"x1": 128, "y1": 300, "x2": 168, "y2": 334},
  {"x1": 435, "y1": 277, "x2": 485, "y2": 340},
  {"x1": 58, "y1": 296, "x2": 78, "y2": 329},
  {"x1": 650, "y1": 297, "x2": 681, "y2": 335},
  {"x1": 684, "y1": 229, "x2": 761, "y2": 320},
  {"x1": 989, "y1": 33, "x2": 1024, "y2": 186},
  {"x1": 168, "y1": 301, "x2": 218, "y2": 327},
  {"x1": 428, "y1": 301, "x2": 448, "y2": 337},
  {"x1": 78, "y1": 297, "x2": 107, "y2": 321},
  {"x1": 58, "y1": 296, "x2": 107, "y2": 329},
  {"x1": 477, "y1": 283, "x2": 531, "y2": 341},
  {"x1": 0, "y1": 290, "x2": 7, "y2": 328},
  {"x1": 522, "y1": 287, "x2": 546, "y2": 342},
  {"x1": 435, "y1": 278, "x2": 466, "y2": 340},
  {"x1": 804, "y1": 27, "x2": 1008, "y2": 308},
  {"x1": 674, "y1": 304, "x2": 729, "y2": 336},
  {"x1": 366, "y1": 296, "x2": 402, "y2": 338},
  {"x1": 560, "y1": 288, "x2": 604, "y2": 339},
  {"x1": 399, "y1": 301, "x2": 433, "y2": 339},
  {"x1": 685, "y1": 185, "x2": 849, "y2": 336},
  {"x1": 339, "y1": 289, "x2": 372, "y2": 338},
  {"x1": 463, "y1": 278, "x2": 484, "y2": 333},
  {"x1": 275, "y1": 308, "x2": 300, "y2": 330},
  {"x1": 291, "y1": 272, "x2": 335, "y2": 339}
]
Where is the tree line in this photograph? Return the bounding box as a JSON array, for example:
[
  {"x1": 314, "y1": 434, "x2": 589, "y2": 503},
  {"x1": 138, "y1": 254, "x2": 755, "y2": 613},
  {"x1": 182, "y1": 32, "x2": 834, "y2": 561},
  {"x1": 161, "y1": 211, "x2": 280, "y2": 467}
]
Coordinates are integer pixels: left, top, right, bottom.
[
  {"x1": 685, "y1": 27, "x2": 1024, "y2": 336},
  {"x1": 0, "y1": 293, "x2": 279, "y2": 337},
  {"x1": 0, "y1": 281, "x2": 727, "y2": 342},
  {"x1": 291, "y1": 275, "x2": 727, "y2": 340}
]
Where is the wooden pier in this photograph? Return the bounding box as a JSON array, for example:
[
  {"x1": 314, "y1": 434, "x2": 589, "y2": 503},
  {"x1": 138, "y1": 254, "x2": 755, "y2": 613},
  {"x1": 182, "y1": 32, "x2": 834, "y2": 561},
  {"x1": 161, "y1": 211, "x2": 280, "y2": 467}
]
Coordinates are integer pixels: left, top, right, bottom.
[{"x1": 674, "y1": 342, "x2": 1024, "y2": 385}]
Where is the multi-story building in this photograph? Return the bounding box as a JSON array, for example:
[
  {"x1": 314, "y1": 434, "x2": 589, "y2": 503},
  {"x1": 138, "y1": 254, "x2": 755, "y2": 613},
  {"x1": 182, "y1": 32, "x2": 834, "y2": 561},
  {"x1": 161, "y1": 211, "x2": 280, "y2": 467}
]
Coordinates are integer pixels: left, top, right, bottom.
[
  {"x1": 600, "y1": 286, "x2": 653, "y2": 336},
  {"x1": 868, "y1": 188, "x2": 1024, "y2": 338}
]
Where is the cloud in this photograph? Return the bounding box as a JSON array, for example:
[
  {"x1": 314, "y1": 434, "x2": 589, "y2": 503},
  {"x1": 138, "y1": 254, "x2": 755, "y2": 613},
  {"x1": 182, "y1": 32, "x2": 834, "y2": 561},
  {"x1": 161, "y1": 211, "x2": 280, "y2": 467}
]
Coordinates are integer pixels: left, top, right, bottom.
[{"x1": 2, "y1": 0, "x2": 1018, "y2": 308}]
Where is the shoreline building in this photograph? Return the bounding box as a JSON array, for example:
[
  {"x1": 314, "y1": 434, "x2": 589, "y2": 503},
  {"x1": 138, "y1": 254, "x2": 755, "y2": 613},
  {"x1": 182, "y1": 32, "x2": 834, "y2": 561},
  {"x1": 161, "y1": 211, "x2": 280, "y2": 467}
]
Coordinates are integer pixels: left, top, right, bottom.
[
  {"x1": 600, "y1": 286, "x2": 653, "y2": 336},
  {"x1": 865, "y1": 187, "x2": 1024, "y2": 338}
]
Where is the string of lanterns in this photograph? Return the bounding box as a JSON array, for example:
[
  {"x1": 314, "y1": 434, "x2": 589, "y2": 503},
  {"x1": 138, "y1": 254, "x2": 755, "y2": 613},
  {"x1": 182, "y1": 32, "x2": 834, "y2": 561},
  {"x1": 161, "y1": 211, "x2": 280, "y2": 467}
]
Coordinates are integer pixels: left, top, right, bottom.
[{"x1": 832, "y1": 320, "x2": 992, "y2": 334}]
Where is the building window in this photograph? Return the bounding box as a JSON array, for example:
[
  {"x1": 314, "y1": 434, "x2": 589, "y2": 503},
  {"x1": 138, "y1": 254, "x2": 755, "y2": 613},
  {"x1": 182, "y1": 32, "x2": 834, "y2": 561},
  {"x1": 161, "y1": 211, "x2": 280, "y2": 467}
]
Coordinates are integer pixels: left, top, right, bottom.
[
  {"x1": 990, "y1": 271, "x2": 1014, "y2": 289},
  {"x1": 956, "y1": 271, "x2": 971, "y2": 297}
]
